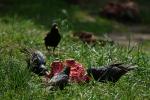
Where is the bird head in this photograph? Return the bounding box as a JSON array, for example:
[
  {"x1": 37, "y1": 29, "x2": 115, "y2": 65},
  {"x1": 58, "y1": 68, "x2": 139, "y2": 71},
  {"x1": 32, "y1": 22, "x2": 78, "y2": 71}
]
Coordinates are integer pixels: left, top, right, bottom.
[
  {"x1": 38, "y1": 64, "x2": 48, "y2": 76},
  {"x1": 61, "y1": 66, "x2": 71, "y2": 76},
  {"x1": 86, "y1": 68, "x2": 96, "y2": 77},
  {"x1": 52, "y1": 23, "x2": 58, "y2": 30},
  {"x1": 50, "y1": 23, "x2": 59, "y2": 34}
]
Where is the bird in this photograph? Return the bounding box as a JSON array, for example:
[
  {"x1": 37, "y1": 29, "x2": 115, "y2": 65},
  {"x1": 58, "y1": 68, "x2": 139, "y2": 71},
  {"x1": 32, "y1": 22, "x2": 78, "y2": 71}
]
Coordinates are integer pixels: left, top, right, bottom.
[
  {"x1": 72, "y1": 31, "x2": 114, "y2": 46},
  {"x1": 44, "y1": 23, "x2": 61, "y2": 52},
  {"x1": 86, "y1": 63, "x2": 137, "y2": 83},
  {"x1": 72, "y1": 31, "x2": 95, "y2": 44},
  {"x1": 21, "y1": 48, "x2": 48, "y2": 76},
  {"x1": 47, "y1": 66, "x2": 70, "y2": 90}
]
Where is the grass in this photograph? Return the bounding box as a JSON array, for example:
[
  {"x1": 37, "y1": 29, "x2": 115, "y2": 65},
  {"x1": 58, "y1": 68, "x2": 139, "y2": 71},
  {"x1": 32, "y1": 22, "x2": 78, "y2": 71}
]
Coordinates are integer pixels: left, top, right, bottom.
[{"x1": 0, "y1": 0, "x2": 150, "y2": 99}]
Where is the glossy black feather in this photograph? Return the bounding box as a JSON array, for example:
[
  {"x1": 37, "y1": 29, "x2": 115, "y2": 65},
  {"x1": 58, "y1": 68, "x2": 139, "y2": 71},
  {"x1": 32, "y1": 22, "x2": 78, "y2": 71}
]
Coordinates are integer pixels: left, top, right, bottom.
[
  {"x1": 48, "y1": 66, "x2": 70, "y2": 90},
  {"x1": 44, "y1": 23, "x2": 61, "y2": 51},
  {"x1": 87, "y1": 63, "x2": 137, "y2": 83},
  {"x1": 21, "y1": 48, "x2": 48, "y2": 76}
]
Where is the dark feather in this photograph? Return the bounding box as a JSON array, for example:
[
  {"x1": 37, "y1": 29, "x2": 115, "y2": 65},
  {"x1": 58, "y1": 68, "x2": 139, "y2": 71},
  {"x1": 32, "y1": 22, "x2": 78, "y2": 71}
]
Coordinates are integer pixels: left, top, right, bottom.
[
  {"x1": 47, "y1": 66, "x2": 70, "y2": 90},
  {"x1": 44, "y1": 23, "x2": 61, "y2": 51},
  {"x1": 87, "y1": 63, "x2": 137, "y2": 83},
  {"x1": 21, "y1": 48, "x2": 48, "y2": 76}
]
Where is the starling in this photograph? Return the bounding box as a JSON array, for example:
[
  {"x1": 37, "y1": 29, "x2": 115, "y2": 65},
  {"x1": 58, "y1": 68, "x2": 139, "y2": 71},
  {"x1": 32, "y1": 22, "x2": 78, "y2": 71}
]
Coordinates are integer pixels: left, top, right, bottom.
[
  {"x1": 72, "y1": 31, "x2": 114, "y2": 46},
  {"x1": 87, "y1": 63, "x2": 137, "y2": 83},
  {"x1": 47, "y1": 66, "x2": 70, "y2": 90},
  {"x1": 44, "y1": 23, "x2": 61, "y2": 52},
  {"x1": 21, "y1": 48, "x2": 48, "y2": 76}
]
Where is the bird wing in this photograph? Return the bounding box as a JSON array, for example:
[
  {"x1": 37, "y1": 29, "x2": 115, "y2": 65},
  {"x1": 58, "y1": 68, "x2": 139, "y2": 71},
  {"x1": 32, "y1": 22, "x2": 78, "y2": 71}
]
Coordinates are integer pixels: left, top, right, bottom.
[
  {"x1": 48, "y1": 74, "x2": 69, "y2": 86},
  {"x1": 109, "y1": 63, "x2": 124, "y2": 67}
]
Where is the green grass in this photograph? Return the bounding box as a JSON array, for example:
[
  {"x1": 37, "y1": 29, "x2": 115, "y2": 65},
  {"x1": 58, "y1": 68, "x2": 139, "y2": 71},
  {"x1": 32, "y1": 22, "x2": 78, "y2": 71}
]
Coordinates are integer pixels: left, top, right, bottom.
[{"x1": 0, "y1": 0, "x2": 150, "y2": 99}]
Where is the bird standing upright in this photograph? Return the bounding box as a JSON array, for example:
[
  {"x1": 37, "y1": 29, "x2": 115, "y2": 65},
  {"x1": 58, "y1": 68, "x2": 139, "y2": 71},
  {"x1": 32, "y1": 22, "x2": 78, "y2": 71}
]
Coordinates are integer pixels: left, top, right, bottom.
[
  {"x1": 44, "y1": 23, "x2": 61, "y2": 52},
  {"x1": 86, "y1": 63, "x2": 137, "y2": 83},
  {"x1": 21, "y1": 48, "x2": 48, "y2": 76},
  {"x1": 47, "y1": 66, "x2": 70, "y2": 90}
]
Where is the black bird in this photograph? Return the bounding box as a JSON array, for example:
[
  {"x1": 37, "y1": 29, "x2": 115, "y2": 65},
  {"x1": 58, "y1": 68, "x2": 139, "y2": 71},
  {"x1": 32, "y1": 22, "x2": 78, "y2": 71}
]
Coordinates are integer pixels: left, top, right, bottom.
[
  {"x1": 21, "y1": 48, "x2": 48, "y2": 76},
  {"x1": 47, "y1": 66, "x2": 70, "y2": 90},
  {"x1": 44, "y1": 23, "x2": 61, "y2": 52},
  {"x1": 87, "y1": 63, "x2": 137, "y2": 83}
]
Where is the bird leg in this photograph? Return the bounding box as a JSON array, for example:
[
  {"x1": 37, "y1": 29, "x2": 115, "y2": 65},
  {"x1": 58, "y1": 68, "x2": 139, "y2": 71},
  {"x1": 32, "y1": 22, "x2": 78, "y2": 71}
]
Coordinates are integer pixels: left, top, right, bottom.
[
  {"x1": 46, "y1": 46, "x2": 53, "y2": 55},
  {"x1": 53, "y1": 47, "x2": 55, "y2": 53}
]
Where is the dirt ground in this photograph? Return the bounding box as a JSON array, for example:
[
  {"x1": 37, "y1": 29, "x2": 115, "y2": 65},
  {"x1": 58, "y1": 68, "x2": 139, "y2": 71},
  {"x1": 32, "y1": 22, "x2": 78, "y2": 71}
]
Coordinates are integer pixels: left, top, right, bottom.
[{"x1": 108, "y1": 25, "x2": 150, "y2": 52}]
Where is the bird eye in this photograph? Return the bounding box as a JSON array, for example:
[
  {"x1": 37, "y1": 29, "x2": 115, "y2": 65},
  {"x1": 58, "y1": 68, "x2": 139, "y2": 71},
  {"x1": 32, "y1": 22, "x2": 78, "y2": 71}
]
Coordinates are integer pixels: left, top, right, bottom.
[{"x1": 33, "y1": 59, "x2": 39, "y2": 64}]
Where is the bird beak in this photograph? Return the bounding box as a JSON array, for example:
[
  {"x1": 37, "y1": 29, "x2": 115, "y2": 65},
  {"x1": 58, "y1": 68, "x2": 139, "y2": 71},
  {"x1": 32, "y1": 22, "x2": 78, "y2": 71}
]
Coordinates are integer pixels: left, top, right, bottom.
[
  {"x1": 40, "y1": 64, "x2": 46, "y2": 68},
  {"x1": 88, "y1": 76, "x2": 92, "y2": 80},
  {"x1": 55, "y1": 26, "x2": 58, "y2": 29},
  {"x1": 45, "y1": 71, "x2": 50, "y2": 78}
]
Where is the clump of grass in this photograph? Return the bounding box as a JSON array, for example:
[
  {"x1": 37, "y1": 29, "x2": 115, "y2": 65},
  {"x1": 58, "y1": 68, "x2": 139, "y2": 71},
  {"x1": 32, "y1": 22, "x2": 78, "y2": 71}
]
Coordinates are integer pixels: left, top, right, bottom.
[{"x1": 1, "y1": 28, "x2": 150, "y2": 99}]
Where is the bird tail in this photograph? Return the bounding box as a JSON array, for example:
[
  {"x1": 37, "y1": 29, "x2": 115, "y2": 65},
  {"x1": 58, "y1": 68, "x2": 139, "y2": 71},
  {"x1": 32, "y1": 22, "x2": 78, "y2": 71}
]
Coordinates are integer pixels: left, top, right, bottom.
[
  {"x1": 117, "y1": 64, "x2": 138, "y2": 71},
  {"x1": 110, "y1": 63, "x2": 138, "y2": 71},
  {"x1": 126, "y1": 65, "x2": 138, "y2": 70},
  {"x1": 20, "y1": 47, "x2": 32, "y2": 55},
  {"x1": 20, "y1": 48, "x2": 34, "y2": 64},
  {"x1": 110, "y1": 63, "x2": 124, "y2": 67}
]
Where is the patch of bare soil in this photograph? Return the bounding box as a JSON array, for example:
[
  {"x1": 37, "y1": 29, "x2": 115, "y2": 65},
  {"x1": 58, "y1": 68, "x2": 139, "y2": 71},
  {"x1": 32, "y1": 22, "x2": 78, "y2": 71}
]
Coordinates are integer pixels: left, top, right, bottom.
[
  {"x1": 106, "y1": 24, "x2": 150, "y2": 52},
  {"x1": 108, "y1": 32, "x2": 150, "y2": 51},
  {"x1": 127, "y1": 25, "x2": 150, "y2": 33}
]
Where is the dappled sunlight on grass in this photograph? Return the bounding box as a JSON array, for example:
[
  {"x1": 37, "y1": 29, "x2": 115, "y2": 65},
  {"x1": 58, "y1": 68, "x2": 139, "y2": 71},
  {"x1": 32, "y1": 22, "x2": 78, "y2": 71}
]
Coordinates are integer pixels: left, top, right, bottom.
[{"x1": 0, "y1": 0, "x2": 150, "y2": 99}]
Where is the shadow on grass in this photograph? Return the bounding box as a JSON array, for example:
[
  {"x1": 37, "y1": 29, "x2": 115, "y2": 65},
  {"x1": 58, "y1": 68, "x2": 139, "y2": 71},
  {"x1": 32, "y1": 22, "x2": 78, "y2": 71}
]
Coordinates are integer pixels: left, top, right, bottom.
[
  {"x1": 72, "y1": 20, "x2": 113, "y2": 33},
  {"x1": 0, "y1": 0, "x2": 70, "y2": 28},
  {"x1": 0, "y1": 0, "x2": 114, "y2": 34},
  {"x1": 0, "y1": 0, "x2": 150, "y2": 33}
]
